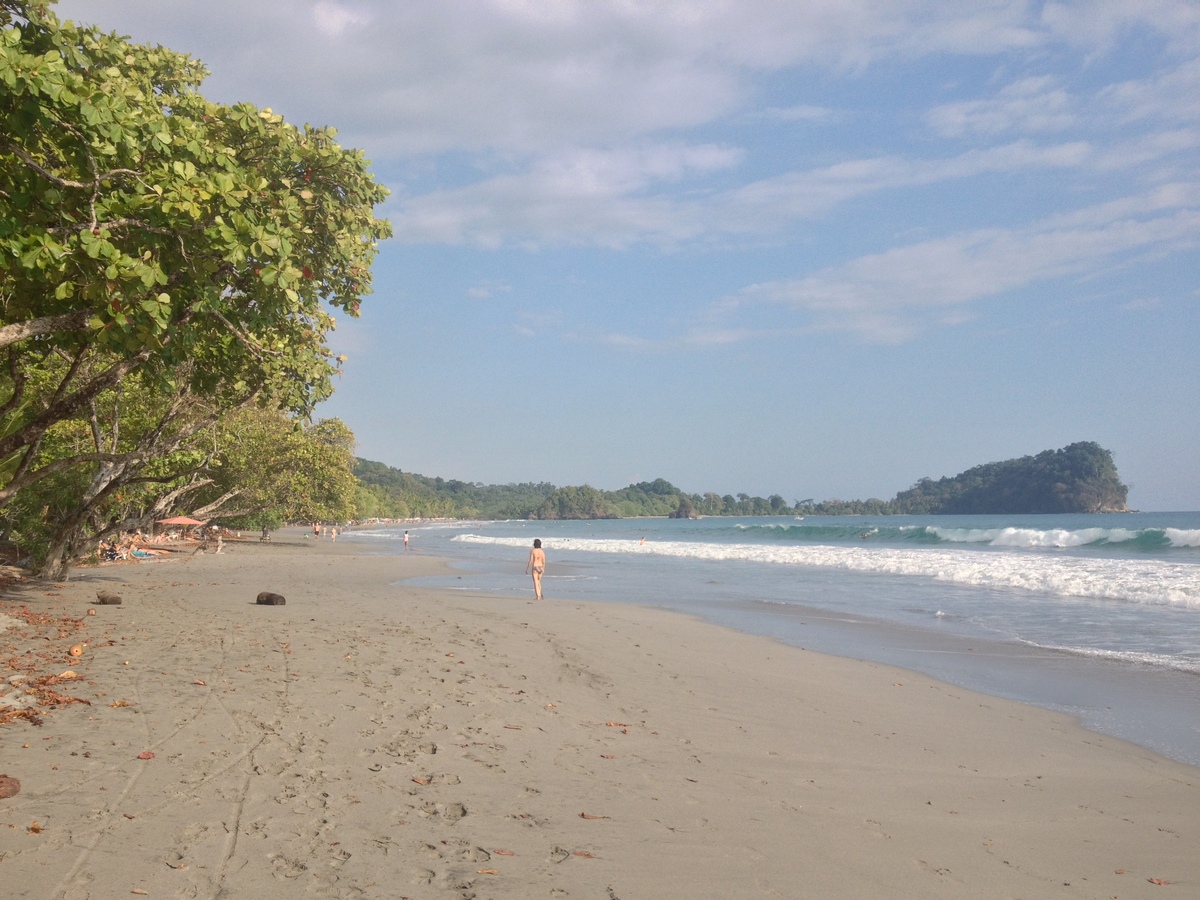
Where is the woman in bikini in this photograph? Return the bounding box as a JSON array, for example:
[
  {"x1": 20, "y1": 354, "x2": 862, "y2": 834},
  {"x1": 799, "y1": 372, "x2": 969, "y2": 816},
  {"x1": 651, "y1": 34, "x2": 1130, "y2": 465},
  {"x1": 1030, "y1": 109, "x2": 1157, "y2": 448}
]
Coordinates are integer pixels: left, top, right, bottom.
[{"x1": 525, "y1": 539, "x2": 546, "y2": 600}]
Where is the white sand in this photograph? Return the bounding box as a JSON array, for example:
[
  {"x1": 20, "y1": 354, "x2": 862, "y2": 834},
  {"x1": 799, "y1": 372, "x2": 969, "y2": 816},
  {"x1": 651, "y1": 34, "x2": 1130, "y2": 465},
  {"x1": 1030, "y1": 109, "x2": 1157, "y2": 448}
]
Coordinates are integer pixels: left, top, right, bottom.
[{"x1": 0, "y1": 534, "x2": 1196, "y2": 899}]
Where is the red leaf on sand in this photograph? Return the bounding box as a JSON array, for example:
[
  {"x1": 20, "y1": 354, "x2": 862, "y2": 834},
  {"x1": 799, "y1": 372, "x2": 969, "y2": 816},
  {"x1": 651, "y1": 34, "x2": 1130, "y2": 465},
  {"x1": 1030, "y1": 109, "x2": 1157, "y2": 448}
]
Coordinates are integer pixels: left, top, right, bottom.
[
  {"x1": 1148, "y1": 878, "x2": 1171, "y2": 886},
  {"x1": 192, "y1": 680, "x2": 206, "y2": 686},
  {"x1": 573, "y1": 850, "x2": 596, "y2": 858},
  {"x1": 411, "y1": 777, "x2": 430, "y2": 785},
  {"x1": 137, "y1": 751, "x2": 154, "y2": 760},
  {"x1": 493, "y1": 849, "x2": 515, "y2": 856}
]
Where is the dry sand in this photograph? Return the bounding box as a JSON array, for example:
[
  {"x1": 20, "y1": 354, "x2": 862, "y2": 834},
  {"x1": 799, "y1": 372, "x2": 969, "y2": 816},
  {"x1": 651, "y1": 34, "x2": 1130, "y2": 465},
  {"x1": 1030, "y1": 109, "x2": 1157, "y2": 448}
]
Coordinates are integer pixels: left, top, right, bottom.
[{"x1": 1, "y1": 533, "x2": 1197, "y2": 899}]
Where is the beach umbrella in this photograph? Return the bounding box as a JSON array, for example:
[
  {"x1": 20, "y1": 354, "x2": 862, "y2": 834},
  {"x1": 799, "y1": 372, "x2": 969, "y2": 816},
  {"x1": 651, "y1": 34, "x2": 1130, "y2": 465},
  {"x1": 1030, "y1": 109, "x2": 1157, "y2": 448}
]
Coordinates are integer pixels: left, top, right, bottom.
[{"x1": 155, "y1": 516, "x2": 207, "y2": 526}]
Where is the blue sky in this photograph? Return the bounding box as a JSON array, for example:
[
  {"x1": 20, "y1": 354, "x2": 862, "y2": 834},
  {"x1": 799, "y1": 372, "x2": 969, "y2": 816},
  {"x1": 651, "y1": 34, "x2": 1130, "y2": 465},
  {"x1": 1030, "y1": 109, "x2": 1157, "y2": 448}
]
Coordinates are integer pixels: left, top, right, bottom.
[{"x1": 57, "y1": 1, "x2": 1199, "y2": 509}]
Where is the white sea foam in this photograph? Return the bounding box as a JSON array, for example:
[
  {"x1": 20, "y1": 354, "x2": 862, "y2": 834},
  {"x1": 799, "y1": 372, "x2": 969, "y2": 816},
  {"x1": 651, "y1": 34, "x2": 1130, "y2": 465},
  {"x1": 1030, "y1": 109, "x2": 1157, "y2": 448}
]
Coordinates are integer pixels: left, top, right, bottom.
[
  {"x1": 929, "y1": 526, "x2": 1141, "y2": 547},
  {"x1": 453, "y1": 534, "x2": 1200, "y2": 608},
  {"x1": 1016, "y1": 641, "x2": 1200, "y2": 675},
  {"x1": 1166, "y1": 528, "x2": 1200, "y2": 547}
]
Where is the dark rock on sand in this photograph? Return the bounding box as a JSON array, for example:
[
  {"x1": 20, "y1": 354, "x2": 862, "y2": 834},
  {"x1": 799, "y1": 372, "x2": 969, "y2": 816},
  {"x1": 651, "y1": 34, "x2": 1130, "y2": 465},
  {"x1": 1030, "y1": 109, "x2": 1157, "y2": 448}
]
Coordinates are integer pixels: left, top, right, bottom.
[{"x1": 256, "y1": 592, "x2": 286, "y2": 606}]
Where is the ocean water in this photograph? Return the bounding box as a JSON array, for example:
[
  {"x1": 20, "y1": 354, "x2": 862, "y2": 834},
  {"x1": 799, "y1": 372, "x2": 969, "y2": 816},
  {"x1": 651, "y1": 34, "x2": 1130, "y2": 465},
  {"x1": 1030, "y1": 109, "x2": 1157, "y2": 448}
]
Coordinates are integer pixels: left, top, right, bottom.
[{"x1": 343, "y1": 513, "x2": 1200, "y2": 767}]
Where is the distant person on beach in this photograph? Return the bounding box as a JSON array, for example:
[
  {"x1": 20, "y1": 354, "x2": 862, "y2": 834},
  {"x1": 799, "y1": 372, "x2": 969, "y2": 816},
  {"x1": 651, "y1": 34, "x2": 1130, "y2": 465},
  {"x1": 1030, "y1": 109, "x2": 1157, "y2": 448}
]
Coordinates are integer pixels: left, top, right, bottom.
[
  {"x1": 330, "y1": 526, "x2": 338, "y2": 543},
  {"x1": 312, "y1": 522, "x2": 319, "y2": 540},
  {"x1": 525, "y1": 539, "x2": 546, "y2": 600},
  {"x1": 403, "y1": 530, "x2": 409, "y2": 551}
]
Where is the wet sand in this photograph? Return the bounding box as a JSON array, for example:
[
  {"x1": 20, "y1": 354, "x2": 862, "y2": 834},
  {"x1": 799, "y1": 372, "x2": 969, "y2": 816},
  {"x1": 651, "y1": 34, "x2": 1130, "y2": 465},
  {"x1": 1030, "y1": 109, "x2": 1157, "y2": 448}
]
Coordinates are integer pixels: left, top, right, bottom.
[{"x1": 1, "y1": 532, "x2": 1197, "y2": 899}]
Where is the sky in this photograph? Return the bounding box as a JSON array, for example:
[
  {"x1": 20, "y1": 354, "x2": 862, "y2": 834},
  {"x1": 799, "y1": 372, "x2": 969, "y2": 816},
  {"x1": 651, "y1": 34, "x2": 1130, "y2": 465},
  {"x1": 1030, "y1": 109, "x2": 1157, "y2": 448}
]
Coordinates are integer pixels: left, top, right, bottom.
[{"x1": 54, "y1": 1, "x2": 1200, "y2": 510}]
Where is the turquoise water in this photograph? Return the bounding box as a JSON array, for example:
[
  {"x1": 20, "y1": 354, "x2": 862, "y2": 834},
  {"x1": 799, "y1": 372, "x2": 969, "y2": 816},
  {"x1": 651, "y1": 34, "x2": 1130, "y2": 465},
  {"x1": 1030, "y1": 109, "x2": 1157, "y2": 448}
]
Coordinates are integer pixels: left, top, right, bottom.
[{"x1": 345, "y1": 513, "x2": 1200, "y2": 766}]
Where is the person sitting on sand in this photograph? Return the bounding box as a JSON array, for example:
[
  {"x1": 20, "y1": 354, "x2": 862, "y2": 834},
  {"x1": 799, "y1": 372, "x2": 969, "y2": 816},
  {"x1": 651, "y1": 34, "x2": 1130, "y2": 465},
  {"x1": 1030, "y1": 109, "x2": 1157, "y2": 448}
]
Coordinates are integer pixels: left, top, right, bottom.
[{"x1": 525, "y1": 539, "x2": 546, "y2": 600}]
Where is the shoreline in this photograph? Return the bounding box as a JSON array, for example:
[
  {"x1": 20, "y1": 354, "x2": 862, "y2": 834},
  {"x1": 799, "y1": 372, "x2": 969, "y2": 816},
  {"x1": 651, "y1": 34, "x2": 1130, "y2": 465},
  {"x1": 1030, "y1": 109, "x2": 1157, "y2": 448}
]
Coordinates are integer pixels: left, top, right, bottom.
[
  {"x1": 397, "y1": 517, "x2": 1200, "y2": 769},
  {"x1": 1, "y1": 537, "x2": 1197, "y2": 898}
]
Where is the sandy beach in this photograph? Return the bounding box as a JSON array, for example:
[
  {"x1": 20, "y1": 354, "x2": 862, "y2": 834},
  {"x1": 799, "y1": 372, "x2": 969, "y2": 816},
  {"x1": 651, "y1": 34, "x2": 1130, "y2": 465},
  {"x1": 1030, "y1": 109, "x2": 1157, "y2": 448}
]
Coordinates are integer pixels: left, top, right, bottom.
[{"x1": 1, "y1": 533, "x2": 1197, "y2": 899}]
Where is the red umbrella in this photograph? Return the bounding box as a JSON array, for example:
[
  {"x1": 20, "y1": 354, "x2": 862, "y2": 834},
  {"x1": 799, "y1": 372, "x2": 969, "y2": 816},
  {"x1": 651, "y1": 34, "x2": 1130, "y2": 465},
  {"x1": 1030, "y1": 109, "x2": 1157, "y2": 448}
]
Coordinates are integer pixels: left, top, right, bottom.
[{"x1": 155, "y1": 516, "x2": 207, "y2": 526}]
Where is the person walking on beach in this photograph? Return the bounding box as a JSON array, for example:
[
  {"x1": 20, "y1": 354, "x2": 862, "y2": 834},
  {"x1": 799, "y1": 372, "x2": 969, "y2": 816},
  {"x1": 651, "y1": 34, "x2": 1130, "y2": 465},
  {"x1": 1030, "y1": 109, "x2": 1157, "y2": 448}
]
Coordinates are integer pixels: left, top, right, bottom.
[
  {"x1": 403, "y1": 530, "x2": 409, "y2": 551},
  {"x1": 525, "y1": 539, "x2": 546, "y2": 600}
]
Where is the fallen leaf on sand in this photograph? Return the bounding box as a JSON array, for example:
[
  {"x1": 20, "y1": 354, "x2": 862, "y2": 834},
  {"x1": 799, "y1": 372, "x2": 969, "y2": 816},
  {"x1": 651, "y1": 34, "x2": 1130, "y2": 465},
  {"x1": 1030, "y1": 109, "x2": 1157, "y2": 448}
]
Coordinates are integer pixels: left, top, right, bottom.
[
  {"x1": 137, "y1": 751, "x2": 155, "y2": 760},
  {"x1": 600, "y1": 754, "x2": 616, "y2": 759},
  {"x1": 604, "y1": 722, "x2": 630, "y2": 728},
  {"x1": 110, "y1": 700, "x2": 129, "y2": 708},
  {"x1": 411, "y1": 777, "x2": 430, "y2": 785},
  {"x1": 1148, "y1": 878, "x2": 1171, "y2": 886},
  {"x1": 579, "y1": 812, "x2": 610, "y2": 820},
  {"x1": 29, "y1": 822, "x2": 43, "y2": 834},
  {"x1": 132, "y1": 891, "x2": 148, "y2": 896},
  {"x1": 504, "y1": 724, "x2": 522, "y2": 730},
  {"x1": 478, "y1": 868, "x2": 498, "y2": 875},
  {"x1": 1115, "y1": 869, "x2": 1125, "y2": 875},
  {"x1": 493, "y1": 849, "x2": 515, "y2": 856},
  {"x1": 0, "y1": 775, "x2": 20, "y2": 799},
  {"x1": 573, "y1": 851, "x2": 596, "y2": 858},
  {"x1": 192, "y1": 680, "x2": 206, "y2": 686},
  {"x1": 545, "y1": 703, "x2": 556, "y2": 709},
  {"x1": 123, "y1": 813, "x2": 135, "y2": 819}
]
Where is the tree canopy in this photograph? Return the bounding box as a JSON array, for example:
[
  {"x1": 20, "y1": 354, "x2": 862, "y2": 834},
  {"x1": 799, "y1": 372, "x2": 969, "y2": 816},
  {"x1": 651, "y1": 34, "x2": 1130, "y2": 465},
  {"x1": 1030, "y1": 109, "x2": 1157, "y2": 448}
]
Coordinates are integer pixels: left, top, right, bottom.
[
  {"x1": 0, "y1": 0, "x2": 390, "y2": 575},
  {"x1": 888, "y1": 441, "x2": 1129, "y2": 515}
]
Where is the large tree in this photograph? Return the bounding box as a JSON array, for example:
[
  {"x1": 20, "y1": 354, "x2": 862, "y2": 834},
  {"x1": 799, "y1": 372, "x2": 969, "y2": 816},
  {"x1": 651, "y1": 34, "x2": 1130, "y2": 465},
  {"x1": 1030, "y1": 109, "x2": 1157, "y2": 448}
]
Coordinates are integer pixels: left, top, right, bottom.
[
  {"x1": 0, "y1": 0, "x2": 390, "y2": 573},
  {"x1": 0, "y1": 1, "x2": 388, "y2": 482}
]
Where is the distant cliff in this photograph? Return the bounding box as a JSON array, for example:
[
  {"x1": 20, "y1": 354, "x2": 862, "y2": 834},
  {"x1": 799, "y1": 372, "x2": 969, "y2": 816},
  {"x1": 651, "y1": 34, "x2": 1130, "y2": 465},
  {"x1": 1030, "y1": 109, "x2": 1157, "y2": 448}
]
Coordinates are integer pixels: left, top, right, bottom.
[{"x1": 889, "y1": 442, "x2": 1129, "y2": 515}]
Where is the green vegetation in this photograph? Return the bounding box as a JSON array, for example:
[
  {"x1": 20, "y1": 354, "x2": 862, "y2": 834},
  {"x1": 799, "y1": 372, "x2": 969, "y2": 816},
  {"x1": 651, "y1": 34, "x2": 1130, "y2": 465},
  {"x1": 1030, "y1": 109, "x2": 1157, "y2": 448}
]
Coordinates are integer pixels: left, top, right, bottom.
[
  {"x1": 885, "y1": 441, "x2": 1129, "y2": 515},
  {"x1": 353, "y1": 442, "x2": 1129, "y2": 521},
  {"x1": 0, "y1": 1, "x2": 388, "y2": 575}
]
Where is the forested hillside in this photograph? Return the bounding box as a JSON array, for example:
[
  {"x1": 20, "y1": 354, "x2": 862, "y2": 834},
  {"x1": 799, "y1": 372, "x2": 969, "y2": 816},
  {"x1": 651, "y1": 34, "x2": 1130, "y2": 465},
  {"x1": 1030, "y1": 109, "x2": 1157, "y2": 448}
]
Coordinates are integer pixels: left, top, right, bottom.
[
  {"x1": 888, "y1": 442, "x2": 1129, "y2": 514},
  {"x1": 352, "y1": 441, "x2": 1130, "y2": 521}
]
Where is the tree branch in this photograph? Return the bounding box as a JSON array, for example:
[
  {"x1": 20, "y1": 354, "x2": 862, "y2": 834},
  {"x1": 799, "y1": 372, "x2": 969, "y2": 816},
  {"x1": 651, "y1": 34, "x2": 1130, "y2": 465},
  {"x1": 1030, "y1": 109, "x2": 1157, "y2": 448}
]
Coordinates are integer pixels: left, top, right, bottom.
[{"x1": 0, "y1": 310, "x2": 93, "y2": 351}]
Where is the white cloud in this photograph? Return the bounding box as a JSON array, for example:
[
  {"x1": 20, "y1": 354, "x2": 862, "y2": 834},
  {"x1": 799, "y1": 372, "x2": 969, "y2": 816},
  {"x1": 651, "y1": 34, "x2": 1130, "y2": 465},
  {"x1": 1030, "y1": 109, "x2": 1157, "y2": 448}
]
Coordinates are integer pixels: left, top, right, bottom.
[
  {"x1": 715, "y1": 140, "x2": 1091, "y2": 229},
  {"x1": 53, "y1": 0, "x2": 1200, "y2": 158},
  {"x1": 52, "y1": 1, "x2": 1200, "y2": 255},
  {"x1": 1099, "y1": 56, "x2": 1200, "y2": 127},
  {"x1": 312, "y1": 2, "x2": 371, "y2": 37},
  {"x1": 1041, "y1": 0, "x2": 1200, "y2": 54},
  {"x1": 467, "y1": 281, "x2": 513, "y2": 300},
  {"x1": 718, "y1": 183, "x2": 1200, "y2": 343},
  {"x1": 926, "y1": 76, "x2": 1075, "y2": 137},
  {"x1": 761, "y1": 104, "x2": 841, "y2": 123},
  {"x1": 390, "y1": 139, "x2": 1092, "y2": 247},
  {"x1": 389, "y1": 143, "x2": 743, "y2": 247}
]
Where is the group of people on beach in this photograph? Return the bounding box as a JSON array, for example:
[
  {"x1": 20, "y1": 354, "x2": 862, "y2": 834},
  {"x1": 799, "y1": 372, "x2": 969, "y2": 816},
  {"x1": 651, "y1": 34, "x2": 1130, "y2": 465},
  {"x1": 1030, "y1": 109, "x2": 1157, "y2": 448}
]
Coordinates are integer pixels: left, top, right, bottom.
[{"x1": 311, "y1": 522, "x2": 339, "y2": 542}]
